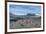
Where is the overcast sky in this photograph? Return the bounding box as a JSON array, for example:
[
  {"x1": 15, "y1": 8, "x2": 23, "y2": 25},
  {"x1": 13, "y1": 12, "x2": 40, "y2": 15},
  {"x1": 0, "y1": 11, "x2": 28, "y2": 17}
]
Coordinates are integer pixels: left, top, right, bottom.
[{"x1": 9, "y1": 4, "x2": 41, "y2": 15}]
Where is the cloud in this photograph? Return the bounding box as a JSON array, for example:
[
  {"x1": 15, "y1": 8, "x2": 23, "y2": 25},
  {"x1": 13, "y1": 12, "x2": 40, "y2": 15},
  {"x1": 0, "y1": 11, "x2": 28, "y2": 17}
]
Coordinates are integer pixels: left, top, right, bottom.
[{"x1": 9, "y1": 5, "x2": 41, "y2": 15}]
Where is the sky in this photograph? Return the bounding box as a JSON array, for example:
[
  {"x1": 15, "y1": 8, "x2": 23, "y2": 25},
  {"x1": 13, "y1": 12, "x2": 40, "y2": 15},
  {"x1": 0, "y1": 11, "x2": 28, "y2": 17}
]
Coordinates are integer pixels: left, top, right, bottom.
[{"x1": 9, "y1": 4, "x2": 41, "y2": 15}]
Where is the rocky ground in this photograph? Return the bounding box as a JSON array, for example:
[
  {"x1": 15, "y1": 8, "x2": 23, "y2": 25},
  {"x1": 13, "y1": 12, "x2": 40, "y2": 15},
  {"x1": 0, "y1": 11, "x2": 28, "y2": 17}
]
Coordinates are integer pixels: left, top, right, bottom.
[{"x1": 10, "y1": 16, "x2": 41, "y2": 29}]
